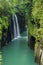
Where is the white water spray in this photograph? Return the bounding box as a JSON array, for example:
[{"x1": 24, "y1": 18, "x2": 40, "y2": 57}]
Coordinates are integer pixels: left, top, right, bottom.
[{"x1": 12, "y1": 14, "x2": 20, "y2": 41}]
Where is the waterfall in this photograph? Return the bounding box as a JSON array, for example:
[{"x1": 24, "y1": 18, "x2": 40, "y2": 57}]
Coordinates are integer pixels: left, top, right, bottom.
[{"x1": 12, "y1": 14, "x2": 20, "y2": 40}]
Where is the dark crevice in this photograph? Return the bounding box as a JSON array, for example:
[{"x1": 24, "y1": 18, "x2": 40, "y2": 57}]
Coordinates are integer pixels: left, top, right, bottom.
[
  {"x1": 30, "y1": 36, "x2": 36, "y2": 50},
  {"x1": 30, "y1": 19, "x2": 35, "y2": 24},
  {"x1": 37, "y1": 22, "x2": 40, "y2": 29}
]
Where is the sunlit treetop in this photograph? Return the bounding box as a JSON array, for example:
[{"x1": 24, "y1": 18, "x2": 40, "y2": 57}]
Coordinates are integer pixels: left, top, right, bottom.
[{"x1": 32, "y1": 0, "x2": 43, "y2": 20}]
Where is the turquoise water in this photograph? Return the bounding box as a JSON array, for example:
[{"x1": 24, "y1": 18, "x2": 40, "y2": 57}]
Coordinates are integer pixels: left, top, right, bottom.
[{"x1": 2, "y1": 31, "x2": 38, "y2": 65}]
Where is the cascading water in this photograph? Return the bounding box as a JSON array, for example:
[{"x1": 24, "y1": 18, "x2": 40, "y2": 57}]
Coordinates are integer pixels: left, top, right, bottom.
[
  {"x1": 12, "y1": 14, "x2": 27, "y2": 41},
  {"x1": 12, "y1": 14, "x2": 20, "y2": 40}
]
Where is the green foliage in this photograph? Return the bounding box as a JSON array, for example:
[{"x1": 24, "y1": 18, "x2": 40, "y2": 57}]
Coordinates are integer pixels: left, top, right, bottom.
[
  {"x1": 0, "y1": 0, "x2": 43, "y2": 48},
  {"x1": 0, "y1": 16, "x2": 9, "y2": 41},
  {"x1": 0, "y1": 0, "x2": 19, "y2": 15},
  {"x1": 18, "y1": 0, "x2": 30, "y2": 13},
  {"x1": 27, "y1": 0, "x2": 43, "y2": 54},
  {"x1": 32, "y1": 0, "x2": 43, "y2": 20},
  {"x1": 0, "y1": 24, "x2": 2, "y2": 40},
  {"x1": 32, "y1": 0, "x2": 43, "y2": 45},
  {"x1": 1, "y1": 16, "x2": 9, "y2": 29}
]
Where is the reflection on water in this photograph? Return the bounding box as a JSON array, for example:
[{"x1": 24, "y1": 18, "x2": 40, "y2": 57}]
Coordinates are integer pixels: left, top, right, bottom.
[{"x1": 1, "y1": 31, "x2": 38, "y2": 65}]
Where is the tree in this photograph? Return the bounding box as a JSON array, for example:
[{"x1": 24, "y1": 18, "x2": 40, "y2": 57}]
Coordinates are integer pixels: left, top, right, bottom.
[
  {"x1": 0, "y1": 0, "x2": 19, "y2": 46},
  {"x1": 32, "y1": 0, "x2": 43, "y2": 63}
]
